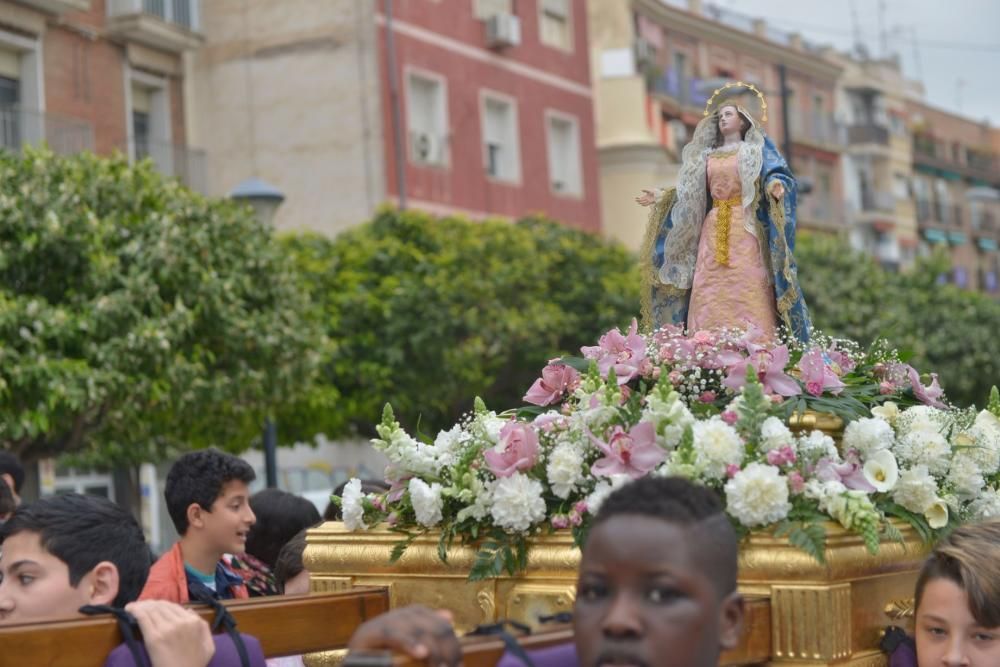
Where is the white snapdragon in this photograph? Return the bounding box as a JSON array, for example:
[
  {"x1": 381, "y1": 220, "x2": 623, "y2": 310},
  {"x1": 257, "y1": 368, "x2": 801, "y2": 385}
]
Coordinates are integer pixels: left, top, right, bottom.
[
  {"x1": 892, "y1": 465, "x2": 939, "y2": 514},
  {"x1": 490, "y1": 473, "x2": 547, "y2": 533},
  {"x1": 341, "y1": 478, "x2": 368, "y2": 531},
  {"x1": 642, "y1": 390, "x2": 695, "y2": 451},
  {"x1": 759, "y1": 417, "x2": 794, "y2": 452},
  {"x1": 724, "y1": 463, "x2": 791, "y2": 527},
  {"x1": 408, "y1": 478, "x2": 444, "y2": 528},
  {"x1": 432, "y1": 424, "x2": 470, "y2": 468},
  {"x1": 692, "y1": 417, "x2": 744, "y2": 479},
  {"x1": 546, "y1": 443, "x2": 586, "y2": 499},
  {"x1": 842, "y1": 417, "x2": 894, "y2": 458}
]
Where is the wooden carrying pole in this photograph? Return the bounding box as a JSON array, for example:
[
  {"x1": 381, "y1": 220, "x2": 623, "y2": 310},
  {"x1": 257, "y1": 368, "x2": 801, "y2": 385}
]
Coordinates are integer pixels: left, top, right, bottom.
[{"x1": 0, "y1": 587, "x2": 389, "y2": 667}]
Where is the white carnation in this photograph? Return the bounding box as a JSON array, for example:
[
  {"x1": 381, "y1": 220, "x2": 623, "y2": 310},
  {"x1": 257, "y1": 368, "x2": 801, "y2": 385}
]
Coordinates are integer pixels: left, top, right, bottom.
[
  {"x1": 584, "y1": 474, "x2": 631, "y2": 514},
  {"x1": 896, "y1": 406, "x2": 946, "y2": 438},
  {"x1": 408, "y1": 478, "x2": 444, "y2": 528},
  {"x1": 760, "y1": 417, "x2": 794, "y2": 452},
  {"x1": 958, "y1": 421, "x2": 1000, "y2": 474},
  {"x1": 546, "y1": 443, "x2": 585, "y2": 499},
  {"x1": 896, "y1": 428, "x2": 951, "y2": 476},
  {"x1": 892, "y1": 465, "x2": 939, "y2": 514},
  {"x1": 341, "y1": 478, "x2": 368, "y2": 531},
  {"x1": 724, "y1": 463, "x2": 791, "y2": 527},
  {"x1": 968, "y1": 487, "x2": 1000, "y2": 520},
  {"x1": 946, "y1": 453, "x2": 984, "y2": 500},
  {"x1": 490, "y1": 473, "x2": 547, "y2": 533},
  {"x1": 842, "y1": 417, "x2": 894, "y2": 458},
  {"x1": 797, "y1": 430, "x2": 839, "y2": 461},
  {"x1": 692, "y1": 417, "x2": 744, "y2": 479}
]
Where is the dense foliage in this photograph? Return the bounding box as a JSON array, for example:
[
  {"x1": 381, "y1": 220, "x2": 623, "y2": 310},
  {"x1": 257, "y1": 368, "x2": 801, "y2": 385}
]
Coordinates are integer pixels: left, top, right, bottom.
[
  {"x1": 279, "y1": 209, "x2": 640, "y2": 441},
  {"x1": 0, "y1": 149, "x2": 321, "y2": 464},
  {"x1": 798, "y1": 233, "x2": 1000, "y2": 408}
]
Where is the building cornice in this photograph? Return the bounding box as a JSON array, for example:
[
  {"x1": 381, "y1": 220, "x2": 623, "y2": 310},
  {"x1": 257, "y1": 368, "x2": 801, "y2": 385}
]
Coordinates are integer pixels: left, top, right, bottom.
[{"x1": 633, "y1": 0, "x2": 843, "y2": 82}]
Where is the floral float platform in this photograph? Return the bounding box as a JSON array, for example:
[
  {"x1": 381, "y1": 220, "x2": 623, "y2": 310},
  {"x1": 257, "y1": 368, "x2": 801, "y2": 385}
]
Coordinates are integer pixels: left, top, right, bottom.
[{"x1": 305, "y1": 323, "x2": 1000, "y2": 666}]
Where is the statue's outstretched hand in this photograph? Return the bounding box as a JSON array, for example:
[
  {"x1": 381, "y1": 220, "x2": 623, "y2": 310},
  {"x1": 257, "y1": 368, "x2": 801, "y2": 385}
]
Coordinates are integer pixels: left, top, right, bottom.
[
  {"x1": 768, "y1": 181, "x2": 785, "y2": 201},
  {"x1": 635, "y1": 189, "x2": 657, "y2": 207}
]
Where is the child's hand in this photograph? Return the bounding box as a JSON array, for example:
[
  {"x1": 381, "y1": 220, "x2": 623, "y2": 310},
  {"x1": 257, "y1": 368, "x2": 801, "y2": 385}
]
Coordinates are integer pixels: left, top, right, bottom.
[{"x1": 125, "y1": 600, "x2": 216, "y2": 667}]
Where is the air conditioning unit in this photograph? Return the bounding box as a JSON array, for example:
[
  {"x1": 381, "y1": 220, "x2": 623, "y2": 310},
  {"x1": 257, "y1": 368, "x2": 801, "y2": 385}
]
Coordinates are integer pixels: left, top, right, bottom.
[
  {"x1": 634, "y1": 37, "x2": 655, "y2": 66},
  {"x1": 411, "y1": 131, "x2": 441, "y2": 164},
  {"x1": 485, "y1": 13, "x2": 521, "y2": 49}
]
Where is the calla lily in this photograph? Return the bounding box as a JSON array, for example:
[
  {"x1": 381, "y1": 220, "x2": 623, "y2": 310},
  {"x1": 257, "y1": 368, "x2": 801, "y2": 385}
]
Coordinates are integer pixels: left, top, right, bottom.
[
  {"x1": 925, "y1": 498, "x2": 949, "y2": 529},
  {"x1": 862, "y1": 449, "x2": 899, "y2": 493}
]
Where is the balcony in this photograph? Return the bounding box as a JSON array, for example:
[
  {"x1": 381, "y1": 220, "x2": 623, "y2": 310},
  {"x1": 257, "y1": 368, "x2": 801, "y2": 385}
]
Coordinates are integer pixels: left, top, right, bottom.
[
  {"x1": 847, "y1": 124, "x2": 889, "y2": 146},
  {"x1": 860, "y1": 190, "x2": 895, "y2": 213},
  {"x1": 0, "y1": 105, "x2": 94, "y2": 155},
  {"x1": 789, "y1": 111, "x2": 842, "y2": 150},
  {"x1": 648, "y1": 69, "x2": 710, "y2": 111},
  {"x1": 132, "y1": 138, "x2": 208, "y2": 193},
  {"x1": 15, "y1": 0, "x2": 90, "y2": 13},
  {"x1": 106, "y1": 0, "x2": 202, "y2": 53}
]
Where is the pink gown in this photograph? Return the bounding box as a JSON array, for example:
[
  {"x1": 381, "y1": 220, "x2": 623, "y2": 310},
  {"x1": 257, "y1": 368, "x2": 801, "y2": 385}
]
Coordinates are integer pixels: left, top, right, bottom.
[{"x1": 686, "y1": 150, "x2": 778, "y2": 339}]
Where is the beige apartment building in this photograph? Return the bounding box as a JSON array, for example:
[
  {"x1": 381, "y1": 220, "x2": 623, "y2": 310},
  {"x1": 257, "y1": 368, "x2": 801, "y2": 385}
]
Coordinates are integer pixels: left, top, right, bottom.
[
  {"x1": 587, "y1": 0, "x2": 844, "y2": 251},
  {"x1": 830, "y1": 53, "x2": 922, "y2": 270}
]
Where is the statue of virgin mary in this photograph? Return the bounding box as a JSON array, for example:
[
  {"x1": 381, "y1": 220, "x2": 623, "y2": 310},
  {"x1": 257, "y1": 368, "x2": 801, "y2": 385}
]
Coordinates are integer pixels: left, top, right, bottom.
[{"x1": 638, "y1": 84, "x2": 811, "y2": 343}]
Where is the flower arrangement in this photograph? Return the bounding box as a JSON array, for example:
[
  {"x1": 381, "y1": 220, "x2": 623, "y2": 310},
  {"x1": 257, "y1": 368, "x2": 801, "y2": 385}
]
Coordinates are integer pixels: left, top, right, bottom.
[{"x1": 335, "y1": 321, "x2": 1000, "y2": 579}]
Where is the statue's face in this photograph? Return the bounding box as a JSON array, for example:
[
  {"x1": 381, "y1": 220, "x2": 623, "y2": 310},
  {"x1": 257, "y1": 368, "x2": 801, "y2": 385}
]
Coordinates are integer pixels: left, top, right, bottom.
[{"x1": 717, "y1": 105, "x2": 742, "y2": 135}]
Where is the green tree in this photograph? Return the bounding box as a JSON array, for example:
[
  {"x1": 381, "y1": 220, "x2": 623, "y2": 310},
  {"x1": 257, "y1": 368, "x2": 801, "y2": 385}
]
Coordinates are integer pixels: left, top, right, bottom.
[
  {"x1": 0, "y1": 148, "x2": 322, "y2": 464},
  {"x1": 797, "y1": 233, "x2": 1000, "y2": 407},
  {"x1": 279, "y1": 209, "x2": 639, "y2": 439}
]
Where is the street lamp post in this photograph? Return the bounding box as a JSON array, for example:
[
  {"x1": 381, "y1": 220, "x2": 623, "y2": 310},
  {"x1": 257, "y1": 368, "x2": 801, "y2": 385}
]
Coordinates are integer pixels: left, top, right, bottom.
[{"x1": 230, "y1": 177, "x2": 285, "y2": 489}]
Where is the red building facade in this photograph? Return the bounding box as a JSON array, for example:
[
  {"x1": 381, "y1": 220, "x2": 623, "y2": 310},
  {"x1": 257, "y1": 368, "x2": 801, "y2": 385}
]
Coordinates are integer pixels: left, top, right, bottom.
[{"x1": 376, "y1": 0, "x2": 601, "y2": 232}]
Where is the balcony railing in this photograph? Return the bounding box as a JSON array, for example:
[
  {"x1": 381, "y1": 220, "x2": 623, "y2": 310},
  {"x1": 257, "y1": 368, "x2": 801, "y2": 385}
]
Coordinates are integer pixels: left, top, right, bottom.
[
  {"x1": 0, "y1": 105, "x2": 94, "y2": 156},
  {"x1": 108, "y1": 0, "x2": 200, "y2": 30},
  {"x1": 648, "y1": 69, "x2": 710, "y2": 109},
  {"x1": 847, "y1": 123, "x2": 889, "y2": 146},
  {"x1": 860, "y1": 190, "x2": 894, "y2": 213},
  {"x1": 130, "y1": 138, "x2": 207, "y2": 193},
  {"x1": 789, "y1": 110, "x2": 842, "y2": 147}
]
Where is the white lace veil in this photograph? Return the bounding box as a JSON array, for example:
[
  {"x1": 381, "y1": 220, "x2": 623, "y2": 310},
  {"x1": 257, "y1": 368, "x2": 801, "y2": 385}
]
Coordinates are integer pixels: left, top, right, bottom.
[{"x1": 658, "y1": 106, "x2": 765, "y2": 289}]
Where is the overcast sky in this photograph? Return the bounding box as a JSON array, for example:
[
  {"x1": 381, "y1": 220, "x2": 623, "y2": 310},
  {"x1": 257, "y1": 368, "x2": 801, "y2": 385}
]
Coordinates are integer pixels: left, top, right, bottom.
[{"x1": 711, "y1": 0, "x2": 1000, "y2": 126}]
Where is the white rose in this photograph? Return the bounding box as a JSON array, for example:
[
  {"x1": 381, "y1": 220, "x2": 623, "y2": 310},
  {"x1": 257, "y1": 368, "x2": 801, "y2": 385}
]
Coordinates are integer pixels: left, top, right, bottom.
[
  {"x1": 408, "y1": 478, "x2": 444, "y2": 528},
  {"x1": 692, "y1": 417, "x2": 744, "y2": 479},
  {"x1": 760, "y1": 417, "x2": 794, "y2": 452},
  {"x1": 892, "y1": 465, "x2": 938, "y2": 514},
  {"x1": 341, "y1": 478, "x2": 368, "y2": 531},
  {"x1": 863, "y1": 449, "x2": 899, "y2": 493},
  {"x1": 724, "y1": 463, "x2": 791, "y2": 527},
  {"x1": 871, "y1": 401, "x2": 900, "y2": 426},
  {"x1": 490, "y1": 473, "x2": 547, "y2": 533},
  {"x1": 546, "y1": 443, "x2": 585, "y2": 500},
  {"x1": 842, "y1": 417, "x2": 894, "y2": 458}
]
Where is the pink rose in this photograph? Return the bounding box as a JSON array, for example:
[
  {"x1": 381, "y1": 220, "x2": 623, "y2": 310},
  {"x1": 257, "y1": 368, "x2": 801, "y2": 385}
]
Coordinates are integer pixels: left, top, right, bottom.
[
  {"x1": 721, "y1": 410, "x2": 739, "y2": 425},
  {"x1": 879, "y1": 381, "x2": 895, "y2": 395},
  {"x1": 484, "y1": 421, "x2": 540, "y2": 478},
  {"x1": 725, "y1": 464, "x2": 741, "y2": 479},
  {"x1": 699, "y1": 390, "x2": 717, "y2": 403},
  {"x1": 668, "y1": 370, "x2": 684, "y2": 386},
  {"x1": 551, "y1": 515, "x2": 570, "y2": 530},
  {"x1": 766, "y1": 446, "x2": 797, "y2": 466},
  {"x1": 523, "y1": 363, "x2": 581, "y2": 406}
]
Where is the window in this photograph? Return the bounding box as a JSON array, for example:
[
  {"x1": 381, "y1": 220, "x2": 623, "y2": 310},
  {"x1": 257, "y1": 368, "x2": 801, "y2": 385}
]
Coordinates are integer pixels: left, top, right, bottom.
[
  {"x1": 546, "y1": 111, "x2": 582, "y2": 196},
  {"x1": 539, "y1": 0, "x2": 572, "y2": 51},
  {"x1": 128, "y1": 72, "x2": 172, "y2": 174},
  {"x1": 481, "y1": 92, "x2": 520, "y2": 183},
  {"x1": 0, "y1": 51, "x2": 20, "y2": 150},
  {"x1": 406, "y1": 70, "x2": 449, "y2": 167},
  {"x1": 131, "y1": 84, "x2": 151, "y2": 160}
]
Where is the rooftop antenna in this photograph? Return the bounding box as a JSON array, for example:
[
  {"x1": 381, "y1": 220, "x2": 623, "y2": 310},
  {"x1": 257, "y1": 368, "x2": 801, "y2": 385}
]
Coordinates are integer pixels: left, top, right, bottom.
[{"x1": 849, "y1": 0, "x2": 865, "y2": 59}]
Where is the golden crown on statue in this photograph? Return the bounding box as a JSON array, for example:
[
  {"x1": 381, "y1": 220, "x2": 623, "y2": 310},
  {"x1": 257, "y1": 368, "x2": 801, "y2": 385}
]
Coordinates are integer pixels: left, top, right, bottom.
[{"x1": 703, "y1": 80, "x2": 768, "y2": 122}]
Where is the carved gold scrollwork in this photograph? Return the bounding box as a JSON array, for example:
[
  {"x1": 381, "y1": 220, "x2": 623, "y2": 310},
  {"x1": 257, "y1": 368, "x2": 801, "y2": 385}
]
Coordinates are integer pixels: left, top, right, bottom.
[
  {"x1": 884, "y1": 598, "x2": 916, "y2": 621},
  {"x1": 477, "y1": 590, "x2": 496, "y2": 621}
]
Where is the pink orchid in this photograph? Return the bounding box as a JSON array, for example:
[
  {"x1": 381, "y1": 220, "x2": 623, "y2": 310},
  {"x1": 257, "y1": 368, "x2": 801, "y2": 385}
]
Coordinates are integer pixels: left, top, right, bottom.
[
  {"x1": 825, "y1": 346, "x2": 856, "y2": 375},
  {"x1": 581, "y1": 319, "x2": 648, "y2": 385},
  {"x1": 907, "y1": 366, "x2": 947, "y2": 409},
  {"x1": 815, "y1": 457, "x2": 875, "y2": 492},
  {"x1": 523, "y1": 363, "x2": 581, "y2": 406},
  {"x1": 589, "y1": 421, "x2": 665, "y2": 479},
  {"x1": 484, "y1": 421, "x2": 540, "y2": 477},
  {"x1": 721, "y1": 343, "x2": 801, "y2": 397},
  {"x1": 797, "y1": 349, "x2": 845, "y2": 397},
  {"x1": 384, "y1": 464, "x2": 411, "y2": 503}
]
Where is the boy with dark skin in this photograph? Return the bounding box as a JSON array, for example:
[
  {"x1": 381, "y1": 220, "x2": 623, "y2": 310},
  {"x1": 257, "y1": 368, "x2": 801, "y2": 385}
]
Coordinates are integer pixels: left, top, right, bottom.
[{"x1": 347, "y1": 477, "x2": 745, "y2": 667}]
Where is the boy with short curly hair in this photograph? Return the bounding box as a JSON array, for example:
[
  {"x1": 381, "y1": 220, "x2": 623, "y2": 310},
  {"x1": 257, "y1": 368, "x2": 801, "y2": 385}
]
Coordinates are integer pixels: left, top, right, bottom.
[{"x1": 140, "y1": 448, "x2": 257, "y2": 603}]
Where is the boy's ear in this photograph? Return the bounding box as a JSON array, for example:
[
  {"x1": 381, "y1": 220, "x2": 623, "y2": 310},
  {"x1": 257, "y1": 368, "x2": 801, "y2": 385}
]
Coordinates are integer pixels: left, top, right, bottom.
[
  {"x1": 718, "y1": 591, "x2": 745, "y2": 651},
  {"x1": 186, "y1": 502, "x2": 207, "y2": 530},
  {"x1": 84, "y1": 561, "x2": 121, "y2": 606}
]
